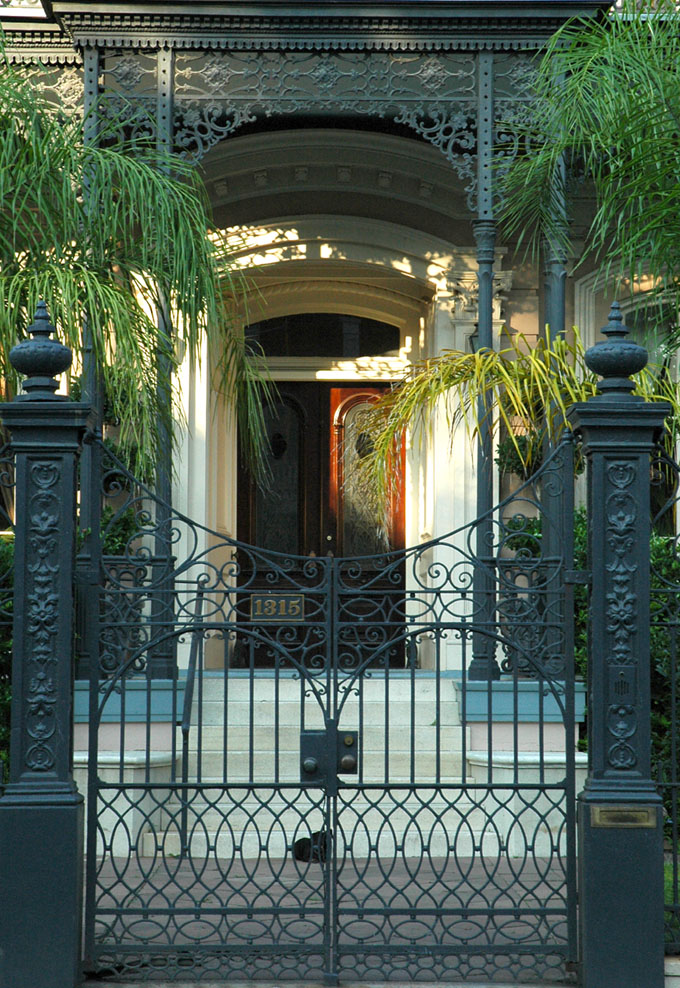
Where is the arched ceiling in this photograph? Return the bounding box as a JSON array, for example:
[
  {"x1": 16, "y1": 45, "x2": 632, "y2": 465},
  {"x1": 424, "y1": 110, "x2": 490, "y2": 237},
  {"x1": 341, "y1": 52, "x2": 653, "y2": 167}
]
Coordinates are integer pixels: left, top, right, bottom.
[{"x1": 201, "y1": 127, "x2": 474, "y2": 243}]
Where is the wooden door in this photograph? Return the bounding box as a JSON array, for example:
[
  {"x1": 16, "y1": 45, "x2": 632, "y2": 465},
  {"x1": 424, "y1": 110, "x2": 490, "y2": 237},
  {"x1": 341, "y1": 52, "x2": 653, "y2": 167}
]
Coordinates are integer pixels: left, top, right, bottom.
[
  {"x1": 329, "y1": 386, "x2": 404, "y2": 557},
  {"x1": 238, "y1": 383, "x2": 403, "y2": 556}
]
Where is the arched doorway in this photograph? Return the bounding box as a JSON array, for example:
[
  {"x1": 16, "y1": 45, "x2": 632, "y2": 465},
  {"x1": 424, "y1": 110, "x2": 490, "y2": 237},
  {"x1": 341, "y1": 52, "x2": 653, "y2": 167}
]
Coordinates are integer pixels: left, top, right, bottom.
[{"x1": 237, "y1": 313, "x2": 405, "y2": 557}]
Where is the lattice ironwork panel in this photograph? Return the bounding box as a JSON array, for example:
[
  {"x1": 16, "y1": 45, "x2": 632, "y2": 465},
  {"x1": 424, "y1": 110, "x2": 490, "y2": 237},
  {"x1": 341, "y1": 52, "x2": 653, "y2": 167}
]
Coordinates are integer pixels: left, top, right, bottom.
[{"x1": 82, "y1": 438, "x2": 578, "y2": 983}]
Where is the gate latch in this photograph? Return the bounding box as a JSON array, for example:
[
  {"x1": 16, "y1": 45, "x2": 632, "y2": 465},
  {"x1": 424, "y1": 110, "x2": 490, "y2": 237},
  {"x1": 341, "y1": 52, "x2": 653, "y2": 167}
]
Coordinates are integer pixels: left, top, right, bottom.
[
  {"x1": 300, "y1": 729, "x2": 359, "y2": 782},
  {"x1": 338, "y1": 731, "x2": 358, "y2": 774},
  {"x1": 300, "y1": 730, "x2": 327, "y2": 784}
]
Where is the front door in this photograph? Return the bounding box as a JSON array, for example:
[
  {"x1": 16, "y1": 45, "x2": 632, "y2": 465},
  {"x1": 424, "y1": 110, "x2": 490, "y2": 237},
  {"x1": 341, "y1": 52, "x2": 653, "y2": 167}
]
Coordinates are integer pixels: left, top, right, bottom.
[{"x1": 237, "y1": 382, "x2": 403, "y2": 558}]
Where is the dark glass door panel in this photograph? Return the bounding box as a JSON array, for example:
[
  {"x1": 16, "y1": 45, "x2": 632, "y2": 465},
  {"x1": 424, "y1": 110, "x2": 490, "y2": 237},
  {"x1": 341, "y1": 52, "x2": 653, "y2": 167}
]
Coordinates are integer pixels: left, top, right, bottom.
[{"x1": 255, "y1": 400, "x2": 302, "y2": 555}]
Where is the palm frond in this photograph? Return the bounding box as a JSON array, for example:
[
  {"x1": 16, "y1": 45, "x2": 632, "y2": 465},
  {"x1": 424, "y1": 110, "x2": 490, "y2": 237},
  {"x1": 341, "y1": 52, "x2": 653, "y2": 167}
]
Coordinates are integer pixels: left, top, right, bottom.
[
  {"x1": 364, "y1": 330, "x2": 679, "y2": 504},
  {"x1": 0, "y1": 50, "x2": 270, "y2": 478},
  {"x1": 500, "y1": 0, "x2": 680, "y2": 313}
]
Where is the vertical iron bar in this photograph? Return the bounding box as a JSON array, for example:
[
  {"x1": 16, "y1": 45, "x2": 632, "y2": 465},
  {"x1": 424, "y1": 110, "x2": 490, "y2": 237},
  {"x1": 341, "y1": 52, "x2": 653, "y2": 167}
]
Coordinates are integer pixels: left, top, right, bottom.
[
  {"x1": 327, "y1": 555, "x2": 339, "y2": 985},
  {"x1": 461, "y1": 627, "x2": 468, "y2": 785},
  {"x1": 383, "y1": 643, "x2": 389, "y2": 781},
  {"x1": 274, "y1": 646, "x2": 280, "y2": 785},
  {"x1": 513, "y1": 658, "x2": 519, "y2": 787},
  {"x1": 410, "y1": 635, "x2": 416, "y2": 785},
  {"x1": 671, "y1": 630, "x2": 679, "y2": 939},
  {"x1": 560, "y1": 438, "x2": 578, "y2": 965},
  {"x1": 222, "y1": 634, "x2": 228, "y2": 785},
  {"x1": 119, "y1": 683, "x2": 126, "y2": 787},
  {"x1": 435, "y1": 633, "x2": 441, "y2": 783},
  {"x1": 180, "y1": 591, "x2": 203, "y2": 855},
  {"x1": 248, "y1": 633, "x2": 254, "y2": 785},
  {"x1": 358, "y1": 668, "x2": 364, "y2": 786}
]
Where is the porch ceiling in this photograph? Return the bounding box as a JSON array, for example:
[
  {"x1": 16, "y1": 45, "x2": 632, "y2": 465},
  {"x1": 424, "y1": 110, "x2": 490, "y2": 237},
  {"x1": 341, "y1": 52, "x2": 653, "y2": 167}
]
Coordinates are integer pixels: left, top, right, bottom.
[{"x1": 203, "y1": 128, "x2": 471, "y2": 243}]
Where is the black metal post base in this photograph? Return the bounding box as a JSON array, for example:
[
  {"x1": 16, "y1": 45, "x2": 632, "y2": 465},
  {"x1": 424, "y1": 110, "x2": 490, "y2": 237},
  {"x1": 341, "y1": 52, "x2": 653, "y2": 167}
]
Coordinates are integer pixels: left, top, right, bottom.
[
  {"x1": 0, "y1": 794, "x2": 84, "y2": 988},
  {"x1": 578, "y1": 795, "x2": 664, "y2": 988}
]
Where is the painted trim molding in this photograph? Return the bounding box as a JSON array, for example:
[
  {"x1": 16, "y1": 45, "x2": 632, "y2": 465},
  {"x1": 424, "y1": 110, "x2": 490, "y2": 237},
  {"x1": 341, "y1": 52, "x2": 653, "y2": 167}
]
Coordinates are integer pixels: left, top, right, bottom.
[
  {"x1": 74, "y1": 678, "x2": 185, "y2": 723},
  {"x1": 455, "y1": 679, "x2": 587, "y2": 723}
]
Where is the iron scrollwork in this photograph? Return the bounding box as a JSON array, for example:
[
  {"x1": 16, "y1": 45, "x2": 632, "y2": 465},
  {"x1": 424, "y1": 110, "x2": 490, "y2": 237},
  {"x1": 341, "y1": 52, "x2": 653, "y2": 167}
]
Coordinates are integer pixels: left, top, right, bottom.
[
  {"x1": 604, "y1": 459, "x2": 639, "y2": 770},
  {"x1": 23, "y1": 461, "x2": 61, "y2": 772},
  {"x1": 173, "y1": 50, "x2": 478, "y2": 188},
  {"x1": 84, "y1": 437, "x2": 577, "y2": 984}
]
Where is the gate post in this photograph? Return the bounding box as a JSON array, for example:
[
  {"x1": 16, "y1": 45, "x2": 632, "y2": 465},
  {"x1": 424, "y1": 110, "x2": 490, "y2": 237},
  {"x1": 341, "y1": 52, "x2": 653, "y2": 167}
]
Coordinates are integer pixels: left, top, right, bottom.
[
  {"x1": 567, "y1": 303, "x2": 668, "y2": 988},
  {"x1": 0, "y1": 303, "x2": 92, "y2": 988}
]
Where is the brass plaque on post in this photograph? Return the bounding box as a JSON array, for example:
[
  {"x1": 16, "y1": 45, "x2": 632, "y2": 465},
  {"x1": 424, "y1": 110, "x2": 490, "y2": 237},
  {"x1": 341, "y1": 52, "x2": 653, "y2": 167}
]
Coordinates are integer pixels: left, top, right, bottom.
[
  {"x1": 591, "y1": 805, "x2": 657, "y2": 829},
  {"x1": 250, "y1": 593, "x2": 304, "y2": 622}
]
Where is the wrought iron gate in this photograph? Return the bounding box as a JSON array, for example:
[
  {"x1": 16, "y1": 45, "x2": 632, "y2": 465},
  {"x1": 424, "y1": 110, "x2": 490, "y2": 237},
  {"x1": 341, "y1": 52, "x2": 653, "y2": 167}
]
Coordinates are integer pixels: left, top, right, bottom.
[{"x1": 83, "y1": 438, "x2": 579, "y2": 984}]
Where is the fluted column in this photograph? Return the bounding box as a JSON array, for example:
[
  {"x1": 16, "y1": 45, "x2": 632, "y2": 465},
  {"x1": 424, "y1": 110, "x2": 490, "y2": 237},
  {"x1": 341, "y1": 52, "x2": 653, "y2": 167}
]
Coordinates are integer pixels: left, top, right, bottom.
[{"x1": 468, "y1": 50, "x2": 500, "y2": 681}]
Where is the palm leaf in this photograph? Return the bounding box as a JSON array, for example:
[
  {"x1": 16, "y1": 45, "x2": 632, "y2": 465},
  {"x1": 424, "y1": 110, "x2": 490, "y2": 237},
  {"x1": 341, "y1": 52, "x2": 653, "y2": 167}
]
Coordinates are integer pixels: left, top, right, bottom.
[
  {"x1": 0, "y1": 50, "x2": 270, "y2": 478},
  {"x1": 364, "y1": 330, "x2": 679, "y2": 505}
]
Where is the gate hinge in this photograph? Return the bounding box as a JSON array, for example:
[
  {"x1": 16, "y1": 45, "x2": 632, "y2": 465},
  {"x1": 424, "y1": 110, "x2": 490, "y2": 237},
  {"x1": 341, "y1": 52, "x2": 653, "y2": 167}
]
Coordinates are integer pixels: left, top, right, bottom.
[{"x1": 565, "y1": 569, "x2": 591, "y2": 586}]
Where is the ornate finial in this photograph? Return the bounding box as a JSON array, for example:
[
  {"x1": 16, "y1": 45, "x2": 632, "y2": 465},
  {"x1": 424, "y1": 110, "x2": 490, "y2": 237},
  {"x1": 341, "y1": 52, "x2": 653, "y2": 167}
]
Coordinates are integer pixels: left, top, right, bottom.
[
  {"x1": 9, "y1": 301, "x2": 73, "y2": 401},
  {"x1": 584, "y1": 301, "x2": 648, "y2": 399}
]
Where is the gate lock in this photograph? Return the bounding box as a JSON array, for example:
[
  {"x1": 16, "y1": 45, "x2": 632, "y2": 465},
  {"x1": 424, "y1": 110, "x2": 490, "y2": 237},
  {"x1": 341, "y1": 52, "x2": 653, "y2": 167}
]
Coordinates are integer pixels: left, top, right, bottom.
[{"x1": 300, "y1": 729, "x2": 358, "y2": 783}]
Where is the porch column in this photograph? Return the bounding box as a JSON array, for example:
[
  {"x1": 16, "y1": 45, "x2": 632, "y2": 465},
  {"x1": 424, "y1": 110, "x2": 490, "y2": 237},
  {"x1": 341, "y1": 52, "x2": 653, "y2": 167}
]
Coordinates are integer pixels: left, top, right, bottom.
[
  {"x1": 76, "y1": 43, "x2": 104, "y2": 679},
  {"x1": 541, "y1": 157, "x2": 569, "y2": 618},
  {"x1": 469, "y1": 51, "x2": 500, "y2": 680},
  {"x1": 0, "y1": 304, "x2": 92, "y2": 988},
  {"x1": 150, "y1": 47, "x2": 177, "y2": 677},
  {"x1": 567, "y1": 303, "x2": 667, "y2": 988},
  {"x1": 543, "y1": 153, "x2": 568, "y2": 343}
]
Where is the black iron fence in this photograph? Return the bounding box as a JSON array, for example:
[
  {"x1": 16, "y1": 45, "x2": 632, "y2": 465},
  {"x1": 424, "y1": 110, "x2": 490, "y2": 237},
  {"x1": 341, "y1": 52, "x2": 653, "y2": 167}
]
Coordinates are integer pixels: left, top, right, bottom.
[
  {"x1": 0, "y1": 301, "x2": 674, "y2": 988},
  {"x1": 77, "y1": 436, "x2": 580, "y2": 984}
]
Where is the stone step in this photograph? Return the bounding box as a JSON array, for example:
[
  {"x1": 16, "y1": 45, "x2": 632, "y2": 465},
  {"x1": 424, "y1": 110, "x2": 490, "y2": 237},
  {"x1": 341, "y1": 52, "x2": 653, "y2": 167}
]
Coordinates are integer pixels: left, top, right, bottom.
[
  {"x1": 195, "y1": 675, "x2": 456, "y2": 703},
  {"x1": 194, "y1": 698, "x2": 461, "y2": 729},
  {"x1": 178, "y1": 724, "x2": 466, "y2": 753}
]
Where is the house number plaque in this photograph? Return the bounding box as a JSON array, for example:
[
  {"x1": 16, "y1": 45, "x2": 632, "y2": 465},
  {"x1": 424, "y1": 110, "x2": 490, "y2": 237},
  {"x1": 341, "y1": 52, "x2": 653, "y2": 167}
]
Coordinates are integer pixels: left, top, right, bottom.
[
  {"x1": 591, "y1": 805, "x2": 657, "y2": 829},
  {"x1": 251, "y1": 593, "x2": 304, "y2": 622}
]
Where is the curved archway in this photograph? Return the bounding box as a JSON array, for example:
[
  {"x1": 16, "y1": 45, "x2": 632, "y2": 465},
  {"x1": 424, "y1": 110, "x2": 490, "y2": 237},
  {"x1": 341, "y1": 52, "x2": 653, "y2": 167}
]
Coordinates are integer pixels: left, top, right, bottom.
[{"x1": 174, "y1": 129, "x2": 512, "y2": 571}]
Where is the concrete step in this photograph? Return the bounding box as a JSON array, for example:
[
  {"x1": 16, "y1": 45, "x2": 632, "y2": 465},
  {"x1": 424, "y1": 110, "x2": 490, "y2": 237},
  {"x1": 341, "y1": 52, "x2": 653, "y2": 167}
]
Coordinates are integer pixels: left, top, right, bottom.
[
  {"x1": 194, "y1": 698, "x2": 461, "y2": 729},
  {"x1": 196, "y1": 675, "x2": 456, "y2": 702},
  {"x1": 179, "y1": 724, "x2": 465, "y2": 753},
  {"x1": 190, "y1": 677, "x2": 462, "y2": 729}
]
